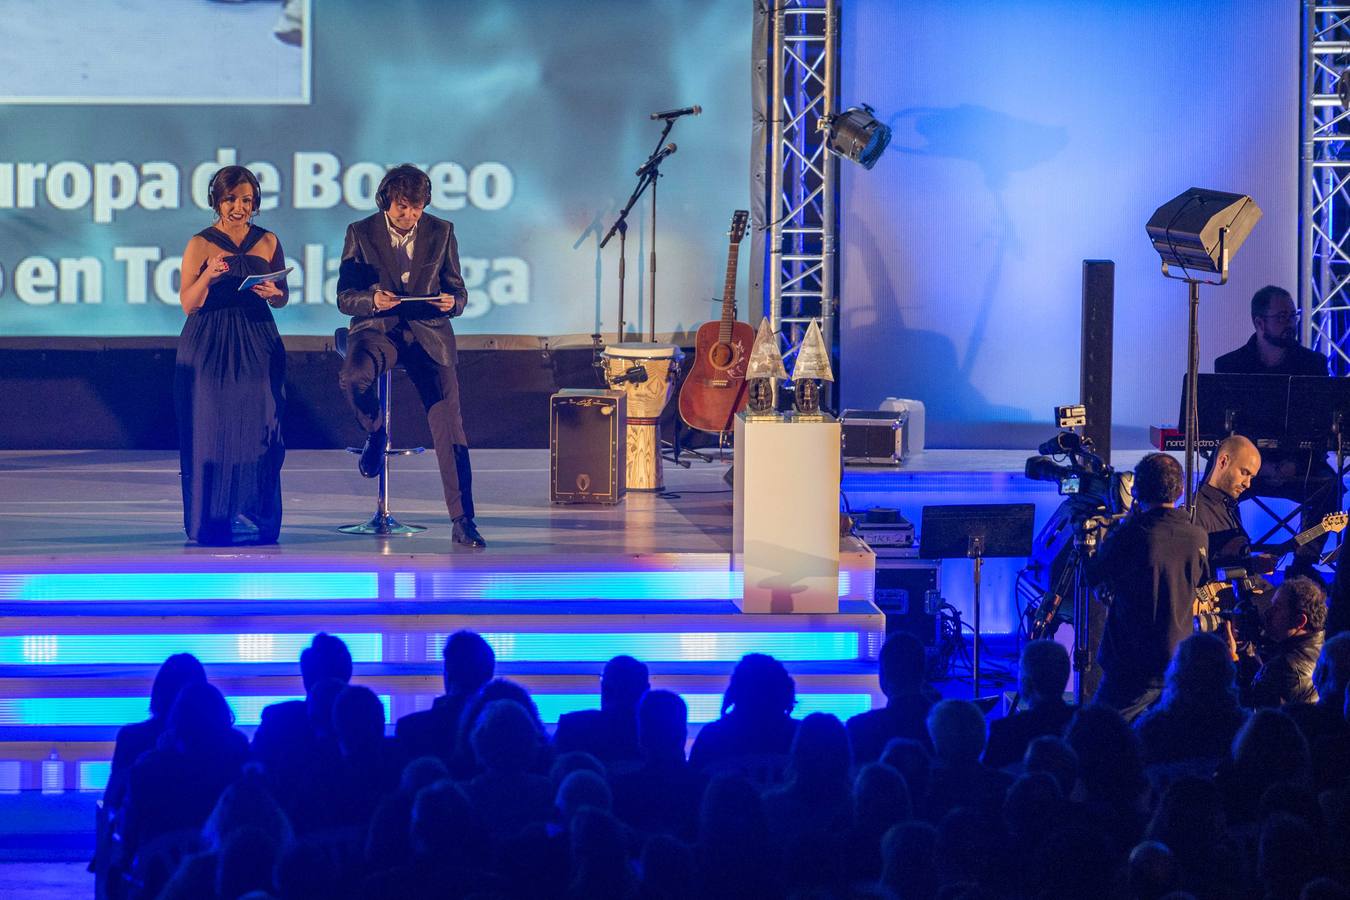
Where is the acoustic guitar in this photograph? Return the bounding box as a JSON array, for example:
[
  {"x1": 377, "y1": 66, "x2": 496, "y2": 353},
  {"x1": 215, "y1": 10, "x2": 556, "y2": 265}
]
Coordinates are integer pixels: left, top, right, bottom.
[{"x1": 678, "y1": 210, "x2": 754, "y2": 434}]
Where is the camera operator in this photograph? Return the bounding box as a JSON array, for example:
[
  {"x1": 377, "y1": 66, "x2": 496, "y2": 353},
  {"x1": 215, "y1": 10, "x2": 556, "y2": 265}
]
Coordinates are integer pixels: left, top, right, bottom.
[
  {"x1": 1089, "y1": 453, "x2": 1209, "y2": 722},
  {"x1": 1239, "y1": 576, "x2": 1328, "y2": 708}
]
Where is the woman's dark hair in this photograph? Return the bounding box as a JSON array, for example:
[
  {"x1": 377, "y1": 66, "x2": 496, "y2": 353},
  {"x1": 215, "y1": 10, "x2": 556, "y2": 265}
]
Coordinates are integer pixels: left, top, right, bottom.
[
  {"x1": 166, "y1": 681, "x2": 235, "y2": 749},
  {"x1": 207, "y1": 165, "x2": 262, "y2": 215},
  {"x1": 376, "y1": 163, "x2": 432, "y2": 210},
  {"x1": 148, "y1": 653, "x2": 208, "y2": 719}
]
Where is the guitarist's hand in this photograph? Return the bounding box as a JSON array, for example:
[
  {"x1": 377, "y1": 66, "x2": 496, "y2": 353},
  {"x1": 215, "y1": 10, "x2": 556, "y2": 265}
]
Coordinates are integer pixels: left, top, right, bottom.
[{"x1": 1250, "y1": 553, "x2": 1278, "y2": 575}]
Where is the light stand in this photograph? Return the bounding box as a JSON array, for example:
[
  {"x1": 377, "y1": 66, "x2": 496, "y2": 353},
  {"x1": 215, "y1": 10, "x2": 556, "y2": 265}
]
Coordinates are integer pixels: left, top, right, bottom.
[{"x1": 1146, "y1": 187, "x2": 1263, "y2": 515}]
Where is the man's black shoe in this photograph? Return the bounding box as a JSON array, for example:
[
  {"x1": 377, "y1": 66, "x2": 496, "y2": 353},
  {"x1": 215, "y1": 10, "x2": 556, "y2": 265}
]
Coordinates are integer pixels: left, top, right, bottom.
[
  {"x1": 452, "y1": 517, "x2": 486, "y2": 548},
  {"x1": 358, "y1": 429, "x2": 386, "y2": 479}
]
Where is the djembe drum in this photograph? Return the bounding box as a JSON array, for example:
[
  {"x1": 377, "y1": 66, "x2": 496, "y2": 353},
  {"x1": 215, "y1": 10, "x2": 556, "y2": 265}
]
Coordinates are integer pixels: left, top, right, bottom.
[{"x1": 600, "y1": 342, "x2": 684, "y2": 491}]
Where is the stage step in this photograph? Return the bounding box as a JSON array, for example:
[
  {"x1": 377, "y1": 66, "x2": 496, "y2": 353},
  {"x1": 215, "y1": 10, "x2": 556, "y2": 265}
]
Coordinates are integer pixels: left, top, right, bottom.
[{"x1": 0, "y1": 553, "x2": 886, "y2": 793}]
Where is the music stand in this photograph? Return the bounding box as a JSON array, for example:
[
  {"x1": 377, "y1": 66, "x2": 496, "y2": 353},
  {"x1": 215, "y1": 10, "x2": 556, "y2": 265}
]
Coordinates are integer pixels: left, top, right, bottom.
[
  {"x1": 1183, "y1": 373, "x2": 1290, "y2": 444},
  {"x1": 920, "y1": 504, "x2": 1036, "y2": 698},
  {"x1": 1283, "y1": 375, "x2": 1350, "y2": 551}
]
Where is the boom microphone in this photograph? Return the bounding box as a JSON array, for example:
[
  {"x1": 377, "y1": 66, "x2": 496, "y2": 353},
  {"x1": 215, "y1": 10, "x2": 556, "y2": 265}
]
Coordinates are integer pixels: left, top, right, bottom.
[
  {"x1": 636, "y1": 143, "x2": 677, "y2": 176},
  {"x1": 650, "y1": 105, "x2": 702, "y2": 120}
]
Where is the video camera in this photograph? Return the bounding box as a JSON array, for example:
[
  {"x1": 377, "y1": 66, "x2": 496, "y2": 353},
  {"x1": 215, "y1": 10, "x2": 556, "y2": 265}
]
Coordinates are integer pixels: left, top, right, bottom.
[
  {"x1": 1024, "y1": 428, "x2": 1130, "y2": 517},
  {"x1": 1194, "y1": 565, "x2": 1275, "y2": 643}
]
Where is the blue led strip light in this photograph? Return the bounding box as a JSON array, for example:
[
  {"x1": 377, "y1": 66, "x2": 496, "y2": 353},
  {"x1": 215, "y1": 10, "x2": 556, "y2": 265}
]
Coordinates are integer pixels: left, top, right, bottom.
[
  {"x1": 0, "y1": 572, "x2": 380, "y2": 602},
  {"x1": 430, "y1": 632, "x2": 862, "y2": 663},
  {"x1": 429, "y1": 570, "x2": 740, "y2": 601},
  {"x1": 0, "y1": 695, "x2": 390, "y2": 727},
  {"x1": 0, "y1": 693, "x2": 870, "y2": 727},
  {"x1": 0, "y1": 634, "x2": 382, "y2": 665},
  {"x1": 0, "y1": 570, "x2": 852, "y2": 602},
  {"x1": 532, "y1": 693, "x2": 874, "y2": 724}
]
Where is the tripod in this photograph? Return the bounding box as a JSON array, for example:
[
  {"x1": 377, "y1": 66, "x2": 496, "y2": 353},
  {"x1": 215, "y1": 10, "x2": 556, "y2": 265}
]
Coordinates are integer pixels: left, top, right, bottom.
[{"x1": 1022, "y1": 508, "x2": 1109, "y2": 706}]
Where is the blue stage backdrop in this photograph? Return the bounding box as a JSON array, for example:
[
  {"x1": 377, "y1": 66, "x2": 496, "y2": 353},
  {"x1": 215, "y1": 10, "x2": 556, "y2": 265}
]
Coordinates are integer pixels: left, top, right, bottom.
[
  {"x1": 840, "y1": 0, "x2": 1298, "y2": 449},
  {"x1": 0, "y1": 0, "x2": 750, "y2": 340}
]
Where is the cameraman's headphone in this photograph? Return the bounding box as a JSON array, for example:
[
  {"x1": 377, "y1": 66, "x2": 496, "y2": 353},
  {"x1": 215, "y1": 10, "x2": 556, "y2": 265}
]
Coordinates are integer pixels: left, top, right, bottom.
[{"x1": 375, "y1": 164, "x2": 431, "y2": 211}]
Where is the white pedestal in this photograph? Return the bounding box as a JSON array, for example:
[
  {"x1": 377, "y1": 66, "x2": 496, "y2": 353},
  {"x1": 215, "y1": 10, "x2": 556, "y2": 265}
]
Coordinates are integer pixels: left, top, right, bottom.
[{"x1": 732, "y1": 414, "x2": 840, "y2": 613}]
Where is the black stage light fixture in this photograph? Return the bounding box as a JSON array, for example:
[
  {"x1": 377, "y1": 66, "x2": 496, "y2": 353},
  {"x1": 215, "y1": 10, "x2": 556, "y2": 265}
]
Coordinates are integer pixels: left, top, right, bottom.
[
  {"x1": 819, "y1": 104, "x2": 892, "y2": 169},
  {"x1": 1339, "y1": 70, "x2": 1350, "y2": 107},
  {"x1": 1145, "y1": 187, "x2": 1262, "y2": 514},
  {"x1": 1146, "y1": 187, "x2": 1261, "y2": 281}
]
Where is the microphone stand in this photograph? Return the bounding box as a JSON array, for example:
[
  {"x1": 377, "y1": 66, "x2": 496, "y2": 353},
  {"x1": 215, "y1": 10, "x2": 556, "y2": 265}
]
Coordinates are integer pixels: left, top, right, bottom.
[{"x1": 600, "y1": 118, "x2": 677, "y2": 343}]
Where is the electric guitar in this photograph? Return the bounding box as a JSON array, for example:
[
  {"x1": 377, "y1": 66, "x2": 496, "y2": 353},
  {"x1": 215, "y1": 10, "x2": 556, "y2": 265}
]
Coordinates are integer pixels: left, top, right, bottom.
[
  {"x1": 1194, "y1": 511, "x2": 1348, "y2": 620},
  {"x1": 1266, "y1": 511, "x2": 1349, "y2": 560},
  {"x1": 678, "y1": 210, "x2": 754, "y2": 434}
]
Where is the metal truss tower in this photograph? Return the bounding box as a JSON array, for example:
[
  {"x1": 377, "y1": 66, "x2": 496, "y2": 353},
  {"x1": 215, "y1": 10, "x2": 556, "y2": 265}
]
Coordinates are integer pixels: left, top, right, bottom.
[
  {"x1": 757, "y1": 0, "x2": 840, "y2": 406},
  {"x1": 1301, "y1": 2, "x2": 1350, "y2": 373}
]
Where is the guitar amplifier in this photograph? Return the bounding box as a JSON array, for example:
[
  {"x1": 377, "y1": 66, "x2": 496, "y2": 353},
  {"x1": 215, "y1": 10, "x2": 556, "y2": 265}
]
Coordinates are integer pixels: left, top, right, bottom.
[{"x1": 550, "y1": 389, "x2": 626, "y2": 504}]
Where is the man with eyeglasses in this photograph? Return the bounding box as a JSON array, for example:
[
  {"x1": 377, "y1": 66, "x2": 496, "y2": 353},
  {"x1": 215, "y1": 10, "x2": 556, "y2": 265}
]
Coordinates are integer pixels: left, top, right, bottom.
[
  {"x1": 1215, "y1": 285, "x2": 1335, "y2": 578},
  {"x1": 1215, "y1": 286, "x2": 1326, "y2": 377}
]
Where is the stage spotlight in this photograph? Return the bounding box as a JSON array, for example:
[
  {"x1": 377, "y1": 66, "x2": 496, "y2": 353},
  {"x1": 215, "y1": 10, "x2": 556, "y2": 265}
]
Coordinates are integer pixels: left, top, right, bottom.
[
  {"x1": 1146, "y1": 187, "x2": 1261, "y2": 280},
  {"x1": 819, "y1": 105, "x2": 891, "y2": 170},
  {"x1": 1339, "y1": 70, "x2": 1350, "y2": 107}
]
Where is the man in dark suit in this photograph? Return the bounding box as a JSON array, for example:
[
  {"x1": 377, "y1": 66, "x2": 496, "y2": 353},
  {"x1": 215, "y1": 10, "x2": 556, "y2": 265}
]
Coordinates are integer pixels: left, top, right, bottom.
[
  {"x1": 395, "y1": 630, "x2": 495, "y2": 765},
  {"x1": 1215, "y1": 285, "x2": 1336, "y2": 575},
  {"x1": 983, "y1": 639, "x2": 1075, "y2": 769},
  {"x1": 551, "y1": 655, "x2": 649, "y2": 764},
  {"x1": 337, "y1": 164, "x2": 485, "y2": 547},
  {"x1": 846, "y1": 631, "x2": 938, "y2": 763}
]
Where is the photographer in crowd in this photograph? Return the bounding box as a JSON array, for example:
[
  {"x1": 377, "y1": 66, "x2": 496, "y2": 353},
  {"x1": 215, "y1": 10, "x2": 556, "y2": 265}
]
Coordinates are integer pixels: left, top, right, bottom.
[
  {"x1": 1089, "y1": 453, "x2": 1210, "y2": 722},
  {"x1": 1242, "y1": 575, "x2": 1328, "y2": 707}
]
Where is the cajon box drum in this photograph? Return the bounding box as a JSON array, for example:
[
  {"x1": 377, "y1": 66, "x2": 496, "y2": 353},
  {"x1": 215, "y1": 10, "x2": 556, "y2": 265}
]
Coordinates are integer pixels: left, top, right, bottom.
[{"x1": 550, "y1": 389, "x2": 626, "y2": 504}]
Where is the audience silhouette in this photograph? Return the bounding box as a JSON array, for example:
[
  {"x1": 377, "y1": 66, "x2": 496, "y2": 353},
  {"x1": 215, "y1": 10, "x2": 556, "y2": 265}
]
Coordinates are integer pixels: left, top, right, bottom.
[
  {"x1": 552, "y1": 654, "x2": 649, "y2": 764},
  {"x1": 847, "y1": 631, "x2": 937, "y2": 764},
  {"x1": 982, "y1": 639, "x2": 1075, "y2": 769},
  {"x1": 688, "y1": 653, "x2": 798, "y2": 783},
  {"x1": 93, "y1": 633, "x2": 1350, "y2": 900},
  {"x1": 395, "y1": 630, "x2": 495, "y2": 766}
]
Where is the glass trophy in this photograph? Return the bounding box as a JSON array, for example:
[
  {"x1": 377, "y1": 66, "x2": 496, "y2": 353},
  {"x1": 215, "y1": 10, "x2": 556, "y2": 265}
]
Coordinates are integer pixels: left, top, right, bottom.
[
  {"x1": 790, "y1": 320, "x2": 834, "y2": 421},
  {"x1": 744, "y1": 318, "x2": 788, "y2": 420}
]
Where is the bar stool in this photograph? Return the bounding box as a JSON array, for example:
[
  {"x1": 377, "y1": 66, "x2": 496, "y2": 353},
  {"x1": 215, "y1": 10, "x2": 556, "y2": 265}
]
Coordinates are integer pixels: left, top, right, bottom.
[{"x1": 334, "y1": 327, "x2": 427, "y2": 535}]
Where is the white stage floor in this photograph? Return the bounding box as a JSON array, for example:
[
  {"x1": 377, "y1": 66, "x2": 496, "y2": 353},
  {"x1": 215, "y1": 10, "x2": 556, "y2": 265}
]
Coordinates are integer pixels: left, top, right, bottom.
[{"x1": 0, "y1": 448, "x2": 737, "y2": 559}]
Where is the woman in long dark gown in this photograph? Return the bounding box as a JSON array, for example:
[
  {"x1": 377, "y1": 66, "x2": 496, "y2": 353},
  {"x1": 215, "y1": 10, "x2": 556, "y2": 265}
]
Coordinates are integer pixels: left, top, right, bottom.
[{"x1": 175, "y1": 165, "x2": 288, "y2": 545}]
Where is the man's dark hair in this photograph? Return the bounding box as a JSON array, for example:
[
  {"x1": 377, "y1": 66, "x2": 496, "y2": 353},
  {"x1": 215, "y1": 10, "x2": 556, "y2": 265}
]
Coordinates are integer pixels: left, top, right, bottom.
[
  {"x1": 600, "y1": 655, "x2": 649, "y2": 709},
  {"x1": 1133, "y1": 453, "x2": 1183, "y2": 506},
  {"x1": 376, "y1": 163, "x2": 432, "y2": 210},
  {"x1": 878, "y1": 631, "x2": 927, "y2": 697},
  {"x1": 443, "y1": 630, "x2": 495, "y2": 694},
  {"x1": 300, "y1": 632, "x2": 353, "y2": 691},
  {"x1": 638, "y1": 689, "x2": 687, "y2": 755},
  {"x1": 1251, "y1": 285, "x2": 1292, "y2": 322},
  {"x1": 1280, "y1": 576, "x2": 1328, "y2": 632},
  {"x1": 1018, "y1": 639, "x2": 1070, "y2": 704}
]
